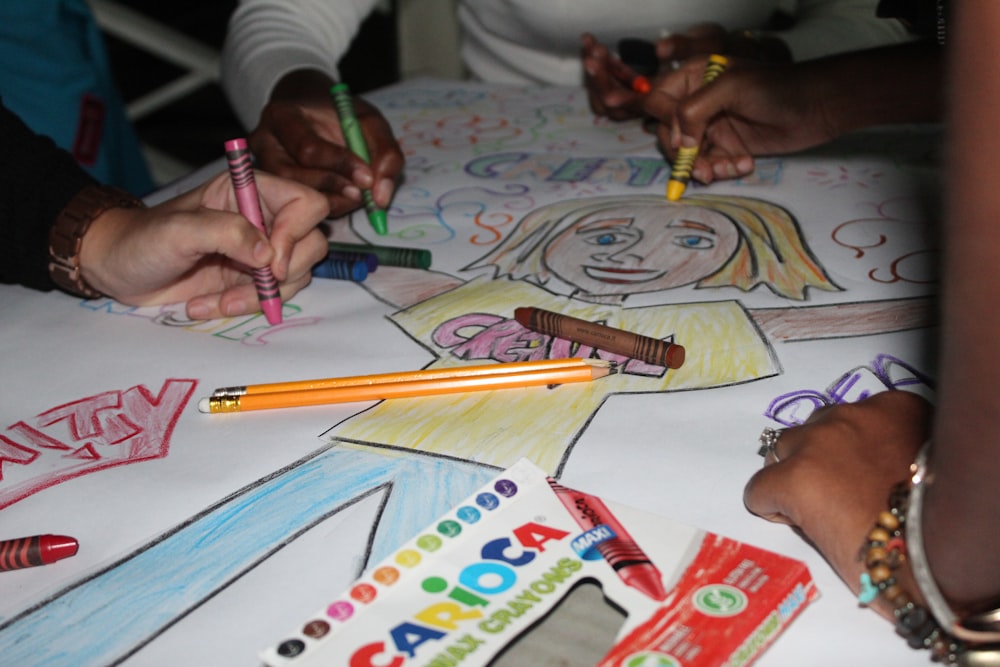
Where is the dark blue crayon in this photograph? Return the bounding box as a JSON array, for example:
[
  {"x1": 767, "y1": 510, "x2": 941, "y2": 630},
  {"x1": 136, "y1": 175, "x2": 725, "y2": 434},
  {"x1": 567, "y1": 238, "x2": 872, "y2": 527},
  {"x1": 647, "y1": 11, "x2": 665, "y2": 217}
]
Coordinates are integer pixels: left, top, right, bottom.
[
  {"x1": 326, "y1": 241, "x2": 432, "y2": 270},
  {"x1": 328, "y1": 251, "x2": 378, "y2": 273},
  {"x1": 311, "y1": 258, "x2": 369, "y2": 282}
]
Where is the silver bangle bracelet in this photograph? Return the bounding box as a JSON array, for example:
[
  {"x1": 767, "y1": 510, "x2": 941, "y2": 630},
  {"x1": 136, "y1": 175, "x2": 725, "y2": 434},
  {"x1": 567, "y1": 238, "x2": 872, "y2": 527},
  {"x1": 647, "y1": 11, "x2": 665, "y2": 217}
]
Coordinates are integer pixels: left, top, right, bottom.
[{"x1": 906, "y1": 441, "x2": 1000, "y2": 644}]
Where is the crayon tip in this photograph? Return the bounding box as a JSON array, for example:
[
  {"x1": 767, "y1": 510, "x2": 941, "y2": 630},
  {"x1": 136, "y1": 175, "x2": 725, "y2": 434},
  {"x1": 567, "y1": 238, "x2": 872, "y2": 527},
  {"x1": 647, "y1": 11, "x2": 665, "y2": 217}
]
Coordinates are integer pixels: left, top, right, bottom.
[
  {"x1": 631, "y1": 76, "x2": 651, "y2": 95},
  {"x1": 666, "y1": 344, "x2": 685, "y2": 369},
  {"x1": 368, "y1": 209, "x2": 388, "y2": 235},
  {"x1": 260, "y1": 299, "x2": 283, "y2": 326},
  {"x1": 666, "y1": 179, "x2": 686, "y2": 201},
  {"x1": 223, "y1": 137, "x2": 248, "y2": 153},
  {"x1": 43, "y1": 535, "x2": 79, "y2": 564},
  {"x1": 414, "y1": 250, "x2": 432, "y2": 270}
]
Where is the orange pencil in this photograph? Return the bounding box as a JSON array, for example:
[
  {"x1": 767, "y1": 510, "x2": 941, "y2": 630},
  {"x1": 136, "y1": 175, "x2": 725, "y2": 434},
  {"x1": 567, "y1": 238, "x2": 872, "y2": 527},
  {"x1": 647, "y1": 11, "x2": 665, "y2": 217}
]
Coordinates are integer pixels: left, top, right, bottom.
[
  {"x1": 210, "y1": 357, "x2": 600, "y2": 397},
  {"x1": 199, "y1": 360, "x2": 615, "y2": 413}
]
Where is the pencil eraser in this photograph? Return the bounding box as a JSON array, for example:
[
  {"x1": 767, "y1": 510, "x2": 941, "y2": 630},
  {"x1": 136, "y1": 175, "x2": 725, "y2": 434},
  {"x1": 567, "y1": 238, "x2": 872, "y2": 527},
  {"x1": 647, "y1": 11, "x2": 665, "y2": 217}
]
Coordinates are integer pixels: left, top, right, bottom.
[{"x1": 198, "y1": 398, "x2": 211, "y2": 413}]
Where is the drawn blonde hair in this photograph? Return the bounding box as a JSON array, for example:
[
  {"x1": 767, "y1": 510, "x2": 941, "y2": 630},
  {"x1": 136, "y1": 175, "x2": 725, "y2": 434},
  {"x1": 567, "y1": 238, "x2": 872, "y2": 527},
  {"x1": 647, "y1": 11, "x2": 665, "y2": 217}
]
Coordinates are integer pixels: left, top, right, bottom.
[{"x1": 465, "y1": 194, "x2": 839, "y2": 300}]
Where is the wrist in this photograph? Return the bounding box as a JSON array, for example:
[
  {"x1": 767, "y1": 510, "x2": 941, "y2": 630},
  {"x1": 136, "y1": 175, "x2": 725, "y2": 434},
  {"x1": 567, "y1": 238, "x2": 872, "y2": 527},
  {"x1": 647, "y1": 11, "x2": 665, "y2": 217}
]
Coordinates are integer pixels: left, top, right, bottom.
[
  {"x1": 857, "y1": 444, "x2": 1000, "y2": 663},
  {"x1": 49, "y1": 184, "x2": 144, "y2": 299},
  {"x1": 270, "y1": 69, "x2": 337, "y2": 104}
]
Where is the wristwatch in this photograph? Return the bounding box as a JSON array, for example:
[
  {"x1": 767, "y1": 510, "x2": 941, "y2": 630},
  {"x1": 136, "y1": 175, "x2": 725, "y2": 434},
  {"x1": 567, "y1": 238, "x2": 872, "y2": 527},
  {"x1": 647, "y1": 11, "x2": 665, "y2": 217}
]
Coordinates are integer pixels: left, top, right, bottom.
[{"x1": 48, "y1": 183, "x2": 144, "y2": 298}]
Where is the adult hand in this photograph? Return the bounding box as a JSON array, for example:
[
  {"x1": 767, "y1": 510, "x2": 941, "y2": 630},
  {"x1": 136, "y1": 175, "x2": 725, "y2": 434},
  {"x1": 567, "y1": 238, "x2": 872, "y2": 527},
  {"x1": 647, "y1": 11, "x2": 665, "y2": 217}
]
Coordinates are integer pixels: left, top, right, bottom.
[
  {"x1": 643, "y1": 56, "x2": 840, "y2": 184},
  {"x1": 248, "y1": 69, "x2": 405, "y2": 219},
  {"x1": 744, "y1": 391, "x2": 931, "y2": 618},
  {"x1": 79, "y1": 170, "x2": 330, "y2": 320}
]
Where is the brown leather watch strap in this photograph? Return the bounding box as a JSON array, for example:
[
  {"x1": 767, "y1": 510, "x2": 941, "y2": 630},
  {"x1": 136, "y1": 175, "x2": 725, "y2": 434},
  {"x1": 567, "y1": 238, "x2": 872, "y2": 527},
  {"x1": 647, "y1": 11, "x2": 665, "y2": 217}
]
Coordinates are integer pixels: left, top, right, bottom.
[{"x1": 48, "y1": 183, "x2": 144, "y2": 298}]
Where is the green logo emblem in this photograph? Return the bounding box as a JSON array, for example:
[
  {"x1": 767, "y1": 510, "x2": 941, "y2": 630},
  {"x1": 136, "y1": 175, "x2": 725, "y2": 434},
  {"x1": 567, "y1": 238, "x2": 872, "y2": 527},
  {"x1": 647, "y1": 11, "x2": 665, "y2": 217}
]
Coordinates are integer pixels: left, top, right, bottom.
[
  {"x1": 624, "y1": 652, "x2": 681, "y2": 667},
  {"x1": 693, "y1": 584, "x2": 747, "y2": 617}
]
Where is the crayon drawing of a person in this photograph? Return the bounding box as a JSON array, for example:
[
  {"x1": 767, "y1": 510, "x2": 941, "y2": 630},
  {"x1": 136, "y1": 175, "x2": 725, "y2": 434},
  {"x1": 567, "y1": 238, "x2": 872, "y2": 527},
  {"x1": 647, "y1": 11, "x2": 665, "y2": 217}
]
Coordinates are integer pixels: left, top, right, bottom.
[{"x1": 329, "y1": 195, "x2": 930, "y2": 474}]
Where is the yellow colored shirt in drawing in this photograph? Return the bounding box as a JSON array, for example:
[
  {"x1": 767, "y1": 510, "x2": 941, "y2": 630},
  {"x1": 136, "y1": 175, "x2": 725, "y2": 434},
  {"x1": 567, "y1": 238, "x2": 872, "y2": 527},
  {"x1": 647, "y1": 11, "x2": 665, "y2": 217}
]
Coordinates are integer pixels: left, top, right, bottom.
[{"x1": 331, "y1": 278, "x2": 777, "y2": 473}]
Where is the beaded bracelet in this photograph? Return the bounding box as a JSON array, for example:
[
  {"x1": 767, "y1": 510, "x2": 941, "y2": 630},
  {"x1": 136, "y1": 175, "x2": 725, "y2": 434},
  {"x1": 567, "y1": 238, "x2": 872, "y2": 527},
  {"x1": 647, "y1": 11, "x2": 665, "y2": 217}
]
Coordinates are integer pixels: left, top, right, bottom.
[
  {"x1": 858, "y1": 470, "x2": 1000, "y2": 664},
  {"x1": 858, "y1": 481, "x2": 963, "y2": 662}
]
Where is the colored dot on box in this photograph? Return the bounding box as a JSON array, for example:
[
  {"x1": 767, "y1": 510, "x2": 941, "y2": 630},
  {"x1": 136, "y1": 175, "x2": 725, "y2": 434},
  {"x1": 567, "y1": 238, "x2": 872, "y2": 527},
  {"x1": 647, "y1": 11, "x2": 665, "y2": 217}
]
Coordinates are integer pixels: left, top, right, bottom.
[{"x1": 326, "y1": 600, "x2": 355, "y2": 622}]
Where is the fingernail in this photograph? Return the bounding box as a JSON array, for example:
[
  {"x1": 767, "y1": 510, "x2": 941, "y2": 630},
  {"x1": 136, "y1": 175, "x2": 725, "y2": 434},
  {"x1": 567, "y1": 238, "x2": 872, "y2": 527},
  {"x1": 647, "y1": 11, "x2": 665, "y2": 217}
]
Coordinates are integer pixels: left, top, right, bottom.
[
  {"x1": 353, "y1": 168, "x2": 374, "y2": 188},
  {"x1": 376, "y1": 178, "x2": 395, "y2": 204},
  {"x1": 253, "y1": 240, "x2": 271, "y2": 263},
  {"x1": 342, "y1": 185, "x2": 361, "y2": 201},
  {"x1": 187, "y1": 302, "x2": 210, "y2": 320},
  {"x1": 679, "y1": 134, "x2": 698, "y2": 148},
  {"x1": 223, "y1": 299, "x2": 247, "y2": 317}
]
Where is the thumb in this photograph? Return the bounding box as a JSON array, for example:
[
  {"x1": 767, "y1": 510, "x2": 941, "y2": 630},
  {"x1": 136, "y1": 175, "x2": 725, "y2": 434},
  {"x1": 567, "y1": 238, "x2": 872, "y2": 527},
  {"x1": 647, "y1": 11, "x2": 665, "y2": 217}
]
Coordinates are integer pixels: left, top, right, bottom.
[{"x1": 743, "y1": 464, "x2": 797, "y2": 526}]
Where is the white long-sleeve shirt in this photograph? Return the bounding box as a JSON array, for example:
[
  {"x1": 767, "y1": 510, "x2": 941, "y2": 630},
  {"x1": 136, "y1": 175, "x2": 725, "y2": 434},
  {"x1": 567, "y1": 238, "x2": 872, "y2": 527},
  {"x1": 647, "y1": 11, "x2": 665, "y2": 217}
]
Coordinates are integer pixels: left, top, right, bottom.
[{"x1": 222, "y1": 0, "x2": 912, "y2": 129}]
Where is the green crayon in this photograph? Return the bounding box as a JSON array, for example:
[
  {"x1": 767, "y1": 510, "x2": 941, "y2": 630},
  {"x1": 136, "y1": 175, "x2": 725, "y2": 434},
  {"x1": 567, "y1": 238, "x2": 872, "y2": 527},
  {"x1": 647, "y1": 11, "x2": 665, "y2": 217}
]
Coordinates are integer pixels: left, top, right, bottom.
[
  {"x1": 327, "y1": 241, "x2": 432, "y2": 270},
  {"x1": 330, "y1": 83, "x2": 389, "y2": 235}
]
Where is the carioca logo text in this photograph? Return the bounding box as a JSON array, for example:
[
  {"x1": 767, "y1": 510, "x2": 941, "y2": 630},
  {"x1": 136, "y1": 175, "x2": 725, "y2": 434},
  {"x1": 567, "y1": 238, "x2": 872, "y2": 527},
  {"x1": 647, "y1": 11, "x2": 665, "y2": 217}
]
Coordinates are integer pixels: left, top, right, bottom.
[{"x1": 349, "y1": 521, "x2": 571, "y2": 666}]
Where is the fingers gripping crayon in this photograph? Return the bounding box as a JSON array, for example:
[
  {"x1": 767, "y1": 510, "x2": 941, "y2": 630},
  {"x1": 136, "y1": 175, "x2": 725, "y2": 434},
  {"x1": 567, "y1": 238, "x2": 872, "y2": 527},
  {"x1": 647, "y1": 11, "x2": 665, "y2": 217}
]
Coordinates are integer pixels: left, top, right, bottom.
[
  {"x1": 666, "y1": 54, "x2": 729, "y2": 201},
  {"x1": 329, "y1": 84, "x2": 389, "y2": 236},
  {"x1": 224, "y1": 138, "x2": 283, "y2": 325}
]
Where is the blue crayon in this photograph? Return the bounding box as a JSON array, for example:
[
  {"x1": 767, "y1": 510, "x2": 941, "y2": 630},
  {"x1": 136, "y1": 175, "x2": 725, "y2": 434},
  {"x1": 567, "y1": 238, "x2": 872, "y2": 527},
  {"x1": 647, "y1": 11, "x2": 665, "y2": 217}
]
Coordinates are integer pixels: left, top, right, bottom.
[
  {"x1": 311, "y1": 258, "x2": 369, "y2": 282},
  {"x1": 328, "y1": 251, "x2": 378, "y2": 273}
]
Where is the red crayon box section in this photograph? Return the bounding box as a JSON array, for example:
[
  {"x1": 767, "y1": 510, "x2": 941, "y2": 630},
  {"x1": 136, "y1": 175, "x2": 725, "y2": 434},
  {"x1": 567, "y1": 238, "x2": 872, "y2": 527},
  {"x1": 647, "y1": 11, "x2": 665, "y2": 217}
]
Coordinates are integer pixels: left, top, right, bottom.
[{"x1": 598, "y1": 537, "x2": 817, "y2": 667}]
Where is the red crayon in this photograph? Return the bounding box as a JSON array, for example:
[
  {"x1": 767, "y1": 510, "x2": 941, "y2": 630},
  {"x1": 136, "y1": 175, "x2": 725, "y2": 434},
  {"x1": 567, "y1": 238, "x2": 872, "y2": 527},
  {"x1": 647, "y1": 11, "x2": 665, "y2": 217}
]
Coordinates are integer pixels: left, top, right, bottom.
[
  {"x1": 0, "y1": 534, "x2": 78, "y2": 572},
  {"x1": 548, "y1": 478, "x2": 668, "y2": 602},
  {"x1": 224, "y1": 138, "x2": 283, "y2": 326}
]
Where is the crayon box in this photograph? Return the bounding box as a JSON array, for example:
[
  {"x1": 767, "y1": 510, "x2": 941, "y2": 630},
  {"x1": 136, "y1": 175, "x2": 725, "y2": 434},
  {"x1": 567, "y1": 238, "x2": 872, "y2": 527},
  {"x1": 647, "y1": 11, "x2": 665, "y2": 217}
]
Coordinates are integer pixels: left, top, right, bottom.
[{"x1": 261, "y1": 459, "x2": 817, "y2": 667}]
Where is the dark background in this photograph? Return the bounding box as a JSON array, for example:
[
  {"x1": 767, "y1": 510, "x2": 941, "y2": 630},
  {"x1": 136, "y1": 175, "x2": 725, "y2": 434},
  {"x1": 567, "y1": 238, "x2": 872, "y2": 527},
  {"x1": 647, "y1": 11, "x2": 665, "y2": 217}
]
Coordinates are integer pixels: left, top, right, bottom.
[{"x1": 101, "y1": 1, "x2": 400, "y2": 176}]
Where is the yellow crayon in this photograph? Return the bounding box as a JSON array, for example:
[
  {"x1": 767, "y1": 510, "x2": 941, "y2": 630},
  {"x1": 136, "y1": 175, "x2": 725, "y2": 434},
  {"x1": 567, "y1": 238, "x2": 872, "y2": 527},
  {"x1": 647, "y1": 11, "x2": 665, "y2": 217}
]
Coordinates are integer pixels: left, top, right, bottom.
[{"x1": 666, "y1": 54, "x2": 730, "y2": 201}]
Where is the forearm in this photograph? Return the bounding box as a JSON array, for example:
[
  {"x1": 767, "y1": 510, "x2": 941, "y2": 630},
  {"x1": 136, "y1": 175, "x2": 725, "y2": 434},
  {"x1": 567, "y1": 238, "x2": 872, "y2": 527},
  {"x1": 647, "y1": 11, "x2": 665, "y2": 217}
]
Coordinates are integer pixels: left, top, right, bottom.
[
  {"x1": 221, "y1": 0, "x2": 377, "y2": 129},
  {"x1": 806, "y1": 41, "x2": 944, "y2": 136},
  {"x1": 923, "y1": 2, "x2": 1000, "y2": 613}
]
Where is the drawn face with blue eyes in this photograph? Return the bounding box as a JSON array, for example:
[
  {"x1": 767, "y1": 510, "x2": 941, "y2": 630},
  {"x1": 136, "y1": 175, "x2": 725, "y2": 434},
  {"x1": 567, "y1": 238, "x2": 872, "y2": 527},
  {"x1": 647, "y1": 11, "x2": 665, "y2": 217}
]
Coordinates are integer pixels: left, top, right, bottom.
[{"x1": 542, "y1": 203, "x2": 739, "y2": 297}]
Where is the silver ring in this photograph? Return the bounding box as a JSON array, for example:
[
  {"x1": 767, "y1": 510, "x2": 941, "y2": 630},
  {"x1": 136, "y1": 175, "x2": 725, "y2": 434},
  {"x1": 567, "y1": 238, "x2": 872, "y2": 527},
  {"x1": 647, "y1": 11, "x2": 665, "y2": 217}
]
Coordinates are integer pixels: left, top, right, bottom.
[{"x1": 757, "y1": 427, "x2": 786, "y2": 461}]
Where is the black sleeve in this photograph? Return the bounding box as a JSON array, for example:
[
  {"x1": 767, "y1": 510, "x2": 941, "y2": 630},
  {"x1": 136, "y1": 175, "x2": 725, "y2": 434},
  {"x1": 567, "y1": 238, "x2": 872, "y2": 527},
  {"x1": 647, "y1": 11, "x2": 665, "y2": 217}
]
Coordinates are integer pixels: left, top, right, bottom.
[{"x1": 0, "y1": 98, "x2": 97, "y2": 291}]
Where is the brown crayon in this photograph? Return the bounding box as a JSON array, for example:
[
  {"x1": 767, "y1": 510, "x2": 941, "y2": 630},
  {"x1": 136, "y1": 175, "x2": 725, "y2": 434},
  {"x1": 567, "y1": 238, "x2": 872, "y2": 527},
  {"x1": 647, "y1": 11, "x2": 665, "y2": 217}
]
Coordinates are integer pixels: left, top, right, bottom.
[{"x1": 514, "y1": 306, "x2": 685, "y2": 369}]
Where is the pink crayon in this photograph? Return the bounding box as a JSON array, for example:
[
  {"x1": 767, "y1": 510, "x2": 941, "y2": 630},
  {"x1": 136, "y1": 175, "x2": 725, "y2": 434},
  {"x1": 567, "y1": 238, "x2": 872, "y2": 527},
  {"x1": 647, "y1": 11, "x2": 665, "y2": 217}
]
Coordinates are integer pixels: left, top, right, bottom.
[{"x1": 224, "y1": 138, "x2": 283, "y2": 325}]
